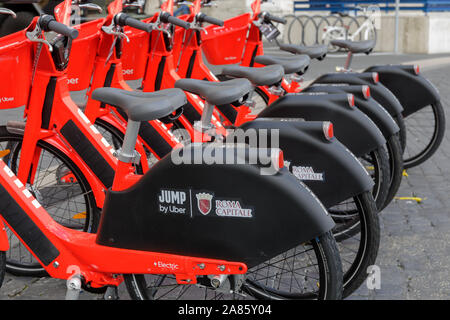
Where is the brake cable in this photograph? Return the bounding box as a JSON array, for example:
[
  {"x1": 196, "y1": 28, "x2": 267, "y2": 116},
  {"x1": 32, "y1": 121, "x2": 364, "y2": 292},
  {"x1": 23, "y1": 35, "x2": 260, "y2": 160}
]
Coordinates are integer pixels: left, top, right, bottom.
[
  {"x1": 175, "y1": 14, "x2": 207, "y2": 71},
  {"x1": 102, "y1": 19, "x2": 130, "y2": 65},
  {"x1": 27, "y1": 22, "x2": 52, "y2": 86}
]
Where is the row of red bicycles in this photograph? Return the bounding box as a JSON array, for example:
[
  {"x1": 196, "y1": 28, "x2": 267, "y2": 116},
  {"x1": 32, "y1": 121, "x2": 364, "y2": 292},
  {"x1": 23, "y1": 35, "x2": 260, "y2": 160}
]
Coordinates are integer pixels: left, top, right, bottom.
[{"x1": 0, "y1": 0, "x2": 445, "y2": 300}]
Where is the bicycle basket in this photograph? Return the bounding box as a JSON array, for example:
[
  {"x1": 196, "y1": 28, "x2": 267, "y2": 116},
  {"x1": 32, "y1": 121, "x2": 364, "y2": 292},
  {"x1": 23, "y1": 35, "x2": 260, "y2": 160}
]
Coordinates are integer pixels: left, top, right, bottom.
[
  {"x1": 67, "y1": 19, "x2": 103, "y2": 91},
  {"x1": 201, "y1": 13, "x2": 251, "y2": 65},
  {"x1": 0, "y1": 30, "x2": 34, "y2": 109},
  {"x1": 121, "y1": 15, "x2": 155, "y2": 81}
]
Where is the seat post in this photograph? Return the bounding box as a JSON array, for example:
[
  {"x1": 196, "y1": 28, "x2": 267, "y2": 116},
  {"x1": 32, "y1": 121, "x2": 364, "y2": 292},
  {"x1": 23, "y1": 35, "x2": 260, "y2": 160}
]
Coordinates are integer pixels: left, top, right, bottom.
[
  {"x1": 117, "y1": 119, "x2": 141, "y2": 163},
  {"x1": 196, "y1": 101, "x2": 215, "y2": 132},
  {"x1": 344, "y1": 51, "x2": 353, "y2": 70}
]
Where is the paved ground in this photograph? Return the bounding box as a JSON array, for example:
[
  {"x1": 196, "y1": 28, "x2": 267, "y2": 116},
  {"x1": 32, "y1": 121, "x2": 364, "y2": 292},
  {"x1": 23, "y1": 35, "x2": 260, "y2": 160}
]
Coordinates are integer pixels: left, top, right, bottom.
[{"x1": 0, "y1": 53, "x2": 449, "y2": 300}]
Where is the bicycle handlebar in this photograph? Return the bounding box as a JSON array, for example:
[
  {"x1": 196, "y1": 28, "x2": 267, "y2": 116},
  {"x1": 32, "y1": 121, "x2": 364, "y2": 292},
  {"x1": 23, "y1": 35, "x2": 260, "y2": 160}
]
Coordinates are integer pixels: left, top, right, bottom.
[
  {"x1": 115, "y1": 13, "x2": 152, "y2": 33},
  {"x1": 260, "y1": 12, "x2": 287, "y2": 24},
  {"x1": 160, "y1": 12, "x2": 191, "y2": 30},
  {"x1": 39, "y1": 15, "x2": 79, "y2": 39},
  {"x1": 196, "y1": 13, "x2": 224, "y2": 27}
]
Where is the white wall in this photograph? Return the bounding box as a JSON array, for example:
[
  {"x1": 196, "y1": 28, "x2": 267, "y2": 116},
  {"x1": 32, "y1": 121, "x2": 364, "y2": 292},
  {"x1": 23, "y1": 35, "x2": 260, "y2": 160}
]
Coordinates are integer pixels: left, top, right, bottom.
[
  {"x1": 428, "y1": 17, "x2": 450, "y2": 53},
  {"x1": 247, "y1": 0, "x2": 293, "y2": 16}
]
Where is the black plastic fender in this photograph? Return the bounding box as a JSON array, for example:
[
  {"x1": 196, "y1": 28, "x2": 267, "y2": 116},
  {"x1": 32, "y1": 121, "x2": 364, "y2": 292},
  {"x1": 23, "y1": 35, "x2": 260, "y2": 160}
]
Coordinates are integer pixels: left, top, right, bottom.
[
  {"x1": 237, "y1": 119, "x2": 374, "y2": 208},
  {"x1": 313, "y1": 72, "x2": 404, "y2": 118},
  {"x1": 364, "y1": 65, "x2": 441, "y2": 117},
  {"x1": 303, "y1": 84, "x2": 400, "y2": 138},
  {"x1": 96, "y1": 144, "x2": 335, "y2": 268},
  {"x1": 258, "y1": 93, "x2": 386, "y2": 157}
]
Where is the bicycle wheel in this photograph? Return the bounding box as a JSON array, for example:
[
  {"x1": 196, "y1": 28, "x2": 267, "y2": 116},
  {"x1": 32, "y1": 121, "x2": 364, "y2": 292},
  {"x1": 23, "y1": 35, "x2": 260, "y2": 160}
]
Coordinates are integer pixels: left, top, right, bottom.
[
  {"x1": 328, "y1": 191, "x2": 380, "y2": 298},
  {"x1": 382, "y1": 135, "x2": 404, "y2": 209},
  {"x1": 403, "y1": 101, "x2": 446, "y2": 169},
  {"x1": 358, "y1": 147, "x2": 389, "y2": 210},
  {"x1": 391, "y1": 113, "x2": 407, "y2": 153},
  {"x1": 0, "y1": 126, "x2": 98, "y2": 277},
  {"x1": 124, "y1": 231, "x2": 343, "y2": 300},
  {"x1": 250, "y1": 88, "x2": 390, "y2": 209}
]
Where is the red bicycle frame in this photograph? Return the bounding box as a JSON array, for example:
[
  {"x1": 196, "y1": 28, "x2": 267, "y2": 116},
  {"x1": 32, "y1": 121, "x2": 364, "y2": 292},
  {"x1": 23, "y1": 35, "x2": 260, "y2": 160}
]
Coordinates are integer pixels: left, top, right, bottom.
[
  {"x1": 138, "y1": 16, "x2": 228, "y2": 140},
  {"x1": 0, "y1": 157, "x2": 246, "y2": 288},
  {"x1": 0, "y1": 19, "x2": 111, "y2": 207},
  {"x1": 65, "y1": 2, "x2": 221, "y2": 152},
  {"x1": 195, "y1": 0, "x2": 302, "y2": 99},
  {"x1": 0, "y1": 5, "x2": 247, "y2": 288},
  {"x1": 200, "y1": 0, "x2": 301, "y2": 92},
  {"x1": 0, "y1": 2, "x2": 148, "y2": 207},
  {"x1": 114, "y1": 1, "x2": 256, "y2": 130},
  {"x1": 64, "y1": 2, "x2": 182, "y2": 167},
  {"x1": 146, "y1": 0, "x2": 299, "y2": 129}
]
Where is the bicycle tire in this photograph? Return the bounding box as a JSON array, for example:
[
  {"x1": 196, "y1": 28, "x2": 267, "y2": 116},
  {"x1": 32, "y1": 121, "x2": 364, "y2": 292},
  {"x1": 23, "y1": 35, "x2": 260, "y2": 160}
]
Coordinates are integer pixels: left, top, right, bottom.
[
  {"x1": 0, "y1": 126, "x2": 98, "y2": 277},
  {"x1": 395, "y1": 113, "x2": 407, "y2": 153},
  {"x1": 382, "y1": 135, "x2": 404, "y2": 210},
  {"x1": 252, "y1": 88, "x2": 390, "y2": 210},
  {"x1": 124, "y1": 230, "x2": 343, "y2": 300},
  {"x1": 403, "y1": 101, "x2": 446, "y2": 169},
  {"x1": 331, "y1": 191, "x2": 380, "y2": 298}
]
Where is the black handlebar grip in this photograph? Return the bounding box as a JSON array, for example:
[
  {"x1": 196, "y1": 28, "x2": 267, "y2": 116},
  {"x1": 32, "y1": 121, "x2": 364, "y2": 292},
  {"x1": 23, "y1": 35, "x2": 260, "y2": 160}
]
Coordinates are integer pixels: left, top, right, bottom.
[
  {"x1": 115, "y1": 13, "x2": 152, "y2": 32},
  {"x1": 197, "y1": 13, "x2": 224, "y2": 27},
  {"x1": 160, "y1": 12, "x2": 190, "y2": 29},
  {"x1": 39, "y1": 15, "x2": 79, "y2": 39},
  {"x1": 261, "y1": 12, "x2": 287, "y2": 24},
  {"x1": 267, "y1": 13, "x2": 287, "y2": 24}
]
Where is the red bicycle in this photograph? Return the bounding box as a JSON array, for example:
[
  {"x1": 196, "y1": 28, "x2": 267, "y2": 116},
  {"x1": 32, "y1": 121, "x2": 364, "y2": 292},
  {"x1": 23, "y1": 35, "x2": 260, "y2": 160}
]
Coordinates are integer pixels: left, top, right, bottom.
[
  {"x1": 119, "y1": 0, "x2": 391, "y2": 212},
  {"x1": 196, "y1": 0, "x2": 445, "y2": 170},
  {"x1": 0, "y1": 98, "x2": 344, "y2": 299},
  {"x1": 0, "y1": 4, "x2": 344, "y2": 300},
  {"x1": 73, "y1": 1, "x2": 382, "y2": 298}
]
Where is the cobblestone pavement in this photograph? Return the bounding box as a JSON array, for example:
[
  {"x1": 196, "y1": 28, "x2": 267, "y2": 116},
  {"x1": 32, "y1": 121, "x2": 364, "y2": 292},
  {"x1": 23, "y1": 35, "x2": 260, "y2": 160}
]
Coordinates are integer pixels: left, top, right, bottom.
[{"x1": 0, "y1": 54, "x2": 449, "y2": 300}]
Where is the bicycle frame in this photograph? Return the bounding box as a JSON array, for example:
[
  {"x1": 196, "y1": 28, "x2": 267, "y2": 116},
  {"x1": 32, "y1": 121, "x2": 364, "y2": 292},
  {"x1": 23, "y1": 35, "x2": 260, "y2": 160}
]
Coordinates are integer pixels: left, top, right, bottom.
[
  {"x1": 64, "y1": 3, "x2": 225, "y2": 149},
  {"x1": 120, "y1": 0, "x2": 278, "y2": 128},
  {"x1": 0, "y1": 3, "x2": 254, "y2": 287},
  {"x1": 198, "y1": 0, "x2": 301, "y2": 92},
  {"x1": 323, "y1": 18, "x2": 374, "y2": 43},
  {"x1": 0, "y1": 3, "x2": 151, "y2": 208},
  {"x1": 0, "y1": 2, "x2": 340, "y2": 291},
  {"x1": 0, "y1": 20, "x2": 111, "y2": 208},
  {"x1": 0, "y1": 157, "x2": 246, "y2": 288},
  {"x1": 70, "y1": 8, "x2": 184, "y2": 161}
]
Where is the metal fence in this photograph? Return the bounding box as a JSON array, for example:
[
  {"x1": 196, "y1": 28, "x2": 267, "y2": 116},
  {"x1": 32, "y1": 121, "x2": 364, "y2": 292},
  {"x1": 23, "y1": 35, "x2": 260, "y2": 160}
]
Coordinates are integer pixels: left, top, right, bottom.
[
  {"x1": 293, "y1": 0, "x2": 450, "y2": 13},
  {"x1": 280, "y1": 14, "x2": 372, "y2": 47}
]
